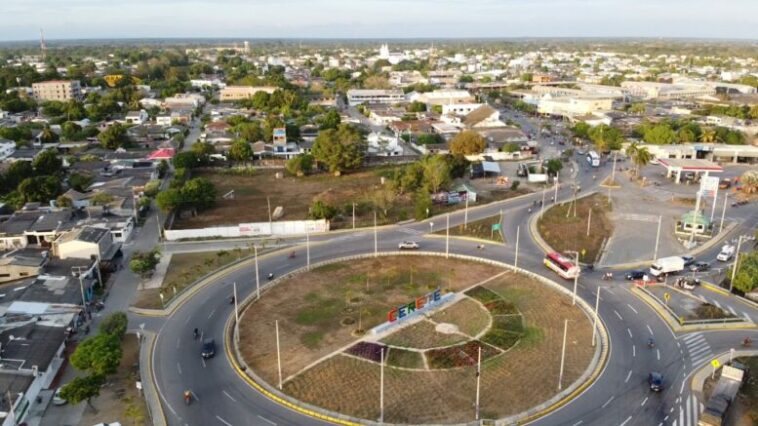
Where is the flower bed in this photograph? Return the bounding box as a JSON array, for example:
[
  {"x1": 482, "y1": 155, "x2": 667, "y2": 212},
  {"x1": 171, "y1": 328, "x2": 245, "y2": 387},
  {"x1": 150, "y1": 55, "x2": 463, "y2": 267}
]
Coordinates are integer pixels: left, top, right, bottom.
[
  {"x1": 345, "y1": 341, "x2": 387, "y2": 363},
  {"x1": 426, "y1": 341, "x2": 500, "y2": 369}
]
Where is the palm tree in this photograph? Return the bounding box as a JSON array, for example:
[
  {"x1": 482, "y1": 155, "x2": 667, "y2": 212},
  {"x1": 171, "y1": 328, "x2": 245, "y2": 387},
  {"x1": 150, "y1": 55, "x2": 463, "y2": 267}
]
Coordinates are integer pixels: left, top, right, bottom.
[
  {"x1": 741, "y1": 170, "x2": 758, "y2": 194},
  {"x1": 39, "y1": 125, "x2": 59, "y2": 144},
  {"x1": 626, "y1": 142, "x2": 652, "y2": 177},
  {"x1": 699, "y1": 128, "x2": 717, "y2": 143}
]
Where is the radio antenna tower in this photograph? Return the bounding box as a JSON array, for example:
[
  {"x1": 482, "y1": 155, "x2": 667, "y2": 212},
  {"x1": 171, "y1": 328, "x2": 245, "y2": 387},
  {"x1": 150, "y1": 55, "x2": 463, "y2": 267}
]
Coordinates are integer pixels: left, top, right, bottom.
[{"x1": 40, "y1": 29, "x2": 47, "y2": 60}]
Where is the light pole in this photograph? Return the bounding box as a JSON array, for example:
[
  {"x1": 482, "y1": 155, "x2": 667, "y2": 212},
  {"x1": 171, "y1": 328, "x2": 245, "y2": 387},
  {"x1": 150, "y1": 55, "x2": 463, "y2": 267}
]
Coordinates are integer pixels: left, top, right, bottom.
[
  {"x1": 558, "y1": 318, "x2": 569, "y2": 391},
  {"x1": 276, "y1": 320, "x2": 282, "y2": 390},
  {"x1": 566, "y1": 251, "x2": 579, "y2": 305},
  {"x1": 374, "y1": 211, "x2": 378, "y2": 258},
  {"x1": 540, "y1": 187, "x2": 546, "y2": 217},
  {"x1": 429, "y1": 221, "x2": 434, "y2": 234},
  {"x1": 719, "y1": 193, "x2": 728, "y2": 234},
  {"x1": 445, "y1": 214, "x2": 450, "y2": 258},
  {"x1": 72, "y1": 269, "x2": 87, "y2": 309},
  {"x1": 653, "y1": 215, "x2": 662, "y2": 261},
  {"x1": 729, "y1": 235, "x2": 748, "y2": 292},
  {"x1": 592, "y1": 287, "x2": 600, "y2": 347},
  {"x1": 254, "y1": 245, "x2": 260, "y2": 299},
  {"x1": 352, "y1": 202, "x2": 356, "y2": 230},
  {"x1": 464, "y1": 196, "x2": 469, "y2": 229},
  {"x1": 306, "y1": 231, "x2": 310, "y2": 269},
  {"x1": 554, "y1": 171, "x2": 559, "y2": 204},
  {"x1": 233, "y1": 282, "x2": 239, "y2": 342},
  {"x1": 379, "y1": 348, "x2": 385, "y2": 423},
  {"x1": 475, "y1": 345, "x2": 482, "y2": 421},
  {"x1": 514, "y1": 226, "x2": 520, "y2": 268}
]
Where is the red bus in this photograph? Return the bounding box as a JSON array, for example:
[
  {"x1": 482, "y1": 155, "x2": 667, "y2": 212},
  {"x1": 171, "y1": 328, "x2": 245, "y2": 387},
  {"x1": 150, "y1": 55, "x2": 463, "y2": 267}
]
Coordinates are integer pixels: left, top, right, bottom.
[{"x1": 544, "y1": 252, "x2": 580, "y2": 279}]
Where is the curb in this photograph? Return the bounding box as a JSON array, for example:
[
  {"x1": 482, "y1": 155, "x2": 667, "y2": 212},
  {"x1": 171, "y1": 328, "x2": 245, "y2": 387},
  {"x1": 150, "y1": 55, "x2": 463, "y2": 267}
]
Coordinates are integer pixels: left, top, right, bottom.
[
  {"x1": 690, "y1": 349, "x2": 758, "y2": 398},
  {"x1": 426, "y1": 233, "x2": 505, "y2": 246},
  {"x1": 225, "y1": 251, "x2": 609, "y2": 426},
  {"x1": 139, "y1": 330, "x2": 167, "y2": 426},
  {"x1": 701, "y1": 282, "x2": 731, "y2": 296}
]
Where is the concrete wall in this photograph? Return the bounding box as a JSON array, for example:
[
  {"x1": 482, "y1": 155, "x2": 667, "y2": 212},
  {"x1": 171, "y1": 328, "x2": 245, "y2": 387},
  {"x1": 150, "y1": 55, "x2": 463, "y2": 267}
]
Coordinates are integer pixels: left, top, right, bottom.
[{"x1": 164, "y1": 219, "x2": 329, "y2": 241}]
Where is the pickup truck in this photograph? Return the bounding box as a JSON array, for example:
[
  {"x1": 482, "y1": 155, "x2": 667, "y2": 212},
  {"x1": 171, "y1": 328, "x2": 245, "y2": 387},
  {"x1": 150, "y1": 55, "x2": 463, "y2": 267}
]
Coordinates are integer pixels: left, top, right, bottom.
[{"x1": 716, "y1": 245, "x2": 736, "y2": 262}]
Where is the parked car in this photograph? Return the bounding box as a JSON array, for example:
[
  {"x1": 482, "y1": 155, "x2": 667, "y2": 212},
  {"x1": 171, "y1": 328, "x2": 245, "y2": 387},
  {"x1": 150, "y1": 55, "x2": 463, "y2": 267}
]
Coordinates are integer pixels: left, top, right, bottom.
[
  {"x1": 626, "y1": 270, "x2": 645, "y2": 281},
  {"x1": 675, "y1": 276, "x2": 700, "y2": 290},
  {"x1": 719, "y1": 178, "x2": 732, "y2": 189},
  {"x1": 649, "y1": 372, "x2": 664, "y2": 391},
  {"x1": 681, "y1": 256, "x2": 695, "y2": 267},
  {"x1": 53, "y1": 388, "x2": 67, "y2": 406},
  {"x1": 201, "y1": 338, "x2": 216, "y2": 359},
  {"x1": 398, "y1": 241, "x2": 419, "y2": 250},
  {"x1": 690, "y1": 261, "x2": 710, "y2": 272}
]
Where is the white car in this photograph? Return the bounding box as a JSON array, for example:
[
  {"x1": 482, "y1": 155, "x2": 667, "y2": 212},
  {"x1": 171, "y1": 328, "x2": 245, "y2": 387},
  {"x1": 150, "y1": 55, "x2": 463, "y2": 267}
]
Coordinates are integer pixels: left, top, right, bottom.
[{"x1": 398, "y1": 241, "x2": 419, "y2": 250}]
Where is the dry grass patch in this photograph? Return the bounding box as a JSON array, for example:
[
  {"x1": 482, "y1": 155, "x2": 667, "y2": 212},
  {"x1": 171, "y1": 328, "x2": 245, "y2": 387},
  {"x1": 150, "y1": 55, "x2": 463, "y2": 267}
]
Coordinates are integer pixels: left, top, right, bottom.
[
  {"x1": 537, "y1": 193, "x2": 612, "y2": 263},
  {"x1": 429, "y1": 297, "x2": 491, "y2": 337},
  {"x1": 381, "y1": 319, "x2": 468, "y2": 349}
]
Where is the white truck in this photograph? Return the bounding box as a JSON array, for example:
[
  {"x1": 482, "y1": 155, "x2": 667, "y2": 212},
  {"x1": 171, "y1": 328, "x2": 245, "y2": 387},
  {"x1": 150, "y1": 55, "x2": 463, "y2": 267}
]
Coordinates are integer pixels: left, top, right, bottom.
[
  {"x1": 649, "y1": 256, "x2": 685, "y2": 278},
  {"x1": 716, "y1": 244, "x2": 735, "y2": 262}
]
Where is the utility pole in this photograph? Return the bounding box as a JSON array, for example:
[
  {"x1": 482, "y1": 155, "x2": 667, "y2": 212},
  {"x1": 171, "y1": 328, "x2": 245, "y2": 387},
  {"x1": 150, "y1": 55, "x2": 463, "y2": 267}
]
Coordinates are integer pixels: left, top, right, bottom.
[
  {"x1": 572, "y1": 253, "x2": 579, "y2": 305},
  {"x1": 254, "y1": 245, "x2": 260, "y2": 299},
  {"x1": 306, "y1": 231, "x2": 310, "y2": 269},
  {"x1": 352, "y1": 202, "x2": 356, "y2": 230},
  {"x1": 586, "y1": 208, "x2": 592, "y2": 237},
  {"x1": 719, "y1": 193, "x2": 728, "y2": 234},
  {"x1": 710, "y1": 188, "x2": 719, "y2": 223},
  {"x1": 276, "y1": 320, "x2": 282, "y2": 390},
  {"x1": 464, "y1": 196, "x2": 469, "y2": 229},
  {"x1": 233, "y1": 282, "x2": 239, "y2": 342},
  {"x1": 475, "y1": 345, "x2": 482, "y2": 421},
  {"x1": 445, "y1": 213, "x2": 450, "y2": 258},
  {"x1": 515, "y1": 226, "x2": 520, "y2": 268},
  {"x1": 267, "y1": 196, "x2": 272, "y2": 228},
  {"x1": 380, "y1": 348, "x2": 385, "y2": 424},
  {"x1": 554, "y1": 171, "x2": 559, "y2": 204},
  {"x1": 730, "y1": 235, "x2": 747, "y2": 292},
  {"x1": 558, "y1": 319, "x2": 568, "y2": 391},
  {"x1": 611, "y1": 151, "x2": 617, "y2": 183},
  {"x1": 540, "y1": 188, "x2": 546, "y2": 217},
  {"x1": 374, "y1": 211, "x2": 378, "y2": 257},
  {"x1": 653, "y1": 215, "x2": 662, "y2": 260},
  {"x1": 592, "y1": 287, "x2": 600, "y2": 347}
]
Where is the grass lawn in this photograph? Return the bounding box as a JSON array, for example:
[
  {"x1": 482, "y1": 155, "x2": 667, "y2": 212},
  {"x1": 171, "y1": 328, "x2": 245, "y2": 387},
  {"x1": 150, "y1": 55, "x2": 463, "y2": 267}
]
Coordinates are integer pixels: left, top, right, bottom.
[
  {"x1": 80, "y1": 334, "x2": 149, "y2": 425},
  {"x1": 133, "y1": 247, "x2": 260, "y2": 309},
  {"x1": 537, "y1": 193, "x2": 612, "y2": 263},
  {"x1": 434, "y1": 214, "x2": 505, "y2": 243},
  {"x1": 172, "y1": 167, "x2": 531, "y2": 230}
]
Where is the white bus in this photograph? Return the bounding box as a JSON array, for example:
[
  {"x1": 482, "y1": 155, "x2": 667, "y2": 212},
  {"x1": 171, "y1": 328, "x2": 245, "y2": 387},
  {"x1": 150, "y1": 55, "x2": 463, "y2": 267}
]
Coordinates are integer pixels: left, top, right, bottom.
[{"x1": 587, "y1": 151, "x2": 600, "y2": 167}]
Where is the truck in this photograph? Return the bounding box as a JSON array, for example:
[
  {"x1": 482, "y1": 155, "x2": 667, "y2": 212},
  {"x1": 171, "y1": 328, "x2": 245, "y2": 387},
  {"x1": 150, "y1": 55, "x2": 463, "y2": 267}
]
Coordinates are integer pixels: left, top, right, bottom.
[
  {"x1": 649, "y1": 256, "x2": 685, "y2": 278},
  {"x1": 716, "y1": 245, "x2": 735, "y2": 262},
  {"x1": 698, "y1": 365, "x2": 745, "y2": 426}
]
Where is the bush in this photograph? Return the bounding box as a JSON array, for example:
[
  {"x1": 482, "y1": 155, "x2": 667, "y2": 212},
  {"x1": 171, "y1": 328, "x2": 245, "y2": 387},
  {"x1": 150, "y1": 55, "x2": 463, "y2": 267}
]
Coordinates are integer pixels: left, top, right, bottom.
[
  {"x1": 99, "y1": 312, "x2": 128, "y2": 339},
  {"x1": 309, "y1": 200, "x2": 336, "y2": 220},
  {"x1": 510, "y1": 180, "x2": 521, "y2": 191},
  {"x1": 129, "y1": 248, "x2": 161, "y2": 277},
  {"x1": 413, "y1": 190, "x2": 432, "y2": 220}
]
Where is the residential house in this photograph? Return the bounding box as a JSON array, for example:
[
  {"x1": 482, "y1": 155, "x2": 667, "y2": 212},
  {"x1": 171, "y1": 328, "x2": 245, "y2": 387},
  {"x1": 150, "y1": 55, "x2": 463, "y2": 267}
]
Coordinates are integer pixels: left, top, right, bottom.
[
  {"x1": 0, "y1": 139, "x2": 15, "y2": 160},
  {"x1": 0, "y1": 208, "x2": 78, "y2": 251},
  {"x1": 219, "y1": 86, "x2": 277, "y2": 102},
  {"x1": 52, "y1": 226, "x2": 118, "y2": 262},
  {"x1": 463, "y1": 105, "x2": 505, "y2": 129},
  {"x1": 125, "y1": 110, "x2": 149, "y2": 125}
]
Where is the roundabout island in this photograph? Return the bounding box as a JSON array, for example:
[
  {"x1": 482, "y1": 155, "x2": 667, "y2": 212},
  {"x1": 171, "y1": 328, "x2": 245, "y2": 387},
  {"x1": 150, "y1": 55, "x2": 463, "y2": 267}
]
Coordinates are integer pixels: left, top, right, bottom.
[{"x1": 232, "y1": 253, "x2": 602, "y2": 424}]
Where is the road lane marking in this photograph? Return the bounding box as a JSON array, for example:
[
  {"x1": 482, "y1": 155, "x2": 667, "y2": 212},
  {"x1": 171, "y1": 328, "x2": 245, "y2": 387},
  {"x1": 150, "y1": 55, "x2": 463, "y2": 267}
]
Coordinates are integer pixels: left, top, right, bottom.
[
  {"x1": 646, "y1": 325, "x2": 653, "y2": 335},
  {"x1": 691, "y1": 395, "x2": 699, "y2": 425},
  {"x1": 627, "y1": 303, "x2": 638, "y2": 314},
  {"x1": 680, "y1": 406, "x2": 684, "y2": 426},
  {"x1": 686, "y1": 394, "x2": 692, "y2": 426},
  {"x1": 257, "y1": 416, "x2": 277, "y2": 426},
  {"x1": 201, "y1": 358, "x2": 206, "y2": 368},
  {"x1": 713, "y1": 300, "x2": 722, "y2": 309},
  {"x1": 657, "y1": 349, "x2": 661, "y2": 361},
  {"x1": 728, "y1": 306, "x2": 737, "y2": 315},
  {"x1": 184, "y1": 316, "x2": 191, "y2": 324},
  {"x1": 223, "y1": 390, "x2": 237, "y2": 403},
  {"x1": 208, "y1": 308, "x2": 216, "y2": 319},
  {"x1": 602, "y1": 395, "x2": 615, "y2": 408},
  {"x1": 641, "y1": 396, "x2": 648, "y2": 406},
  {"x1": 633, "y1": 345, "x2": 636, "y2": 357},
  {"x1": 614, "y1": 310, "x2": 623, "y2": 320},
  {"x1": 216, "y1": 415, "x2": 233, "y2": 426},
  {"x1": 176, "y1": 363, "x2": 182, "y2": 375},
  {"x1": 680, "y1": 379, "x2": 686, "y2": 394},
  {"x1": 571, "y1": 421, "x2": 583, "y2": 426},
  {"x1": 619, "y1": 415, "x2": 632, "y2": 426},
  {"x1": 627, "y1": 328, "x2": 633, "y2": 338},
  {"x1": 625, "y1": 370, "x2": 632, "y2": 383}
]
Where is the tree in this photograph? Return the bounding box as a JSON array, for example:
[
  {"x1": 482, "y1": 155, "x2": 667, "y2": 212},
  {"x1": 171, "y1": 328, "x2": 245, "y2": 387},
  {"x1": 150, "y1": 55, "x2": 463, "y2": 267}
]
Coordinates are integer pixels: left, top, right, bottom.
[
  {"x1": 312, "y1": 125, "x2": 366, "y2": 174},
  {"x1": 32, "y1": 150, "x2": 62, "y2": 175},
  {"x1": 449, "y1": 130, "x2": 486, "y2": 155},
  {"x1": 18, "y1": 176, "x2": 61, "y2": 203},
  {"x1": 545, "y1": 159, "x2": 563, "y2": 177},
  {"x1": 191, "y1": 141, "x2": 216, "y2": 165},
  {"x1": 62, "y1": 121, "x2": 83, "y2": 140},
  {"x1": 318, "y1": 109, "x2": 341, "y2": 131},
  {"x1": 60, "y1": 374, "x2": 106, "y2": 411},
  {"x1": 181, "y1": 177, "x2": 217, "y2": 210},
  {"x1": 413, "y1": 190, "x2": 432, "y2": 220},
  {"x1": 129, "y1": 248, "x2": 161, "y2": 277},
  {"x1": 157, "y1": 159, "x2": 169, "y2": 178},
  {"x1": 90, "y1": 192, "x2": 115, "y2": 206},
  {"x1": 570, "y1": 122, "x2": 591, "y2": 140},
  {"x1": 729, "y1": 250, "x2": 758, "y2": 293},
  {"x1": 68, "y1": 172, "x2": 93, "y2": 192},
  {"x1": 629, "y1": 103, "x2": 646, "y2": 115},
  {"x1": 70, "y1": 333, "x2": 123, "y2": 376},
  {"x1": 741, "y1": 170, "x2": 758, "y2": 194},
  {"x1": 309, "y1": 200, "x2": 336, "y2": 220},
  {"x1": 285, "y1": 154, "x2": 314, "y2": 176},
  {"x1": 39, "y1": 125, "x2": 59, "y2": 144},
  {"x1": 1, "y1": 161, "x2": 33, "y2": 192},
  {"x1": 56, "y1": 195, "x2": 73, "y2": 208},
  {"x1": 406, "y1": 101, "x2": 427, "y2": 113},
  {"x1": 173, "y1": 151, "x2": 199, "y2": 169},
  {"x1": 363, "y1": 75, "x2": 390, "y2": 89},
  {"x1": 155, "y1": 188, "x2": 184, "y2": 212},
  {"x1": 371, "y1": 187, "x2": 396, "y2": 217},
  {"x1": 99, "y1": 312, "x2": 128, "y2": 339},
  {"x1": 699, "y1": 128, "x2": 717, "y2": 143},
  {"x1": 98, "y1": 123, "x2": 130, "y2": 149},
  {"x1": 626, "y1": 142, "x2": 653, "y2": 177},
  {"x1": 416, "y1": 133, "x2": 443, "y2": 145},
  {"x1": 420, "y1": 155, "x2": 450, "y2": 193},
  {"x1": 501, "y1": 142, "x2": 520, "y2": 153},
  {"x1": 391, "y1": 163, "x2": 424, "y2": 194},
  {"x1": 228, "y1": 139, "x2": 253, "y2": 162}
]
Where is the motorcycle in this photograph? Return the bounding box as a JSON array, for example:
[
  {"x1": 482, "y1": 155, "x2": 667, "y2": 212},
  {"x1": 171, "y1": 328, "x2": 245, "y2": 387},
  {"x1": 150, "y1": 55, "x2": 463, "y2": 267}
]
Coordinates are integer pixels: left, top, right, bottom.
[
  {"x1": 288, "y1": 251, "x2": 296, "y2": 259},
  {"x1": 193, "y1": 328, "x2": 199, "y2": 339},
  {"x1": 184, "y1": 390, "x2": 192, "y2": 405},
  {"x1": 267, "y1": 273, "x2": 275, "y2": 280},
  {"x1": 743, "y1": 338, "x2": 753, "y2": 348},
  {"x1": 647, "y1": 339, "x2": 655, "y2": 349}
]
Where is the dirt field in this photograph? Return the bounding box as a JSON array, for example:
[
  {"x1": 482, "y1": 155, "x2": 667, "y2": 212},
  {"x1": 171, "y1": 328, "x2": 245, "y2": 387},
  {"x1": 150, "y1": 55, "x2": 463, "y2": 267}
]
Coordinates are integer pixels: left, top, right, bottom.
[
  {"x1": 538, "y1": 193, "x2": 613, "y2": 263},
  {"x1": 239, "y1": 256, "x2": 501, "y2": 385},
  {"x1": 435, "y1": 214, "x2": 505, "y2": 243},
  {"x1": 381, "y1": 319, "x2": 468, "y2": 349},
  {"x1": 80, "y1": 334, "x2": 149, "y2": 425},
  {"x1": 261, "y1": 266, "x2": 595, "y2": 423}
]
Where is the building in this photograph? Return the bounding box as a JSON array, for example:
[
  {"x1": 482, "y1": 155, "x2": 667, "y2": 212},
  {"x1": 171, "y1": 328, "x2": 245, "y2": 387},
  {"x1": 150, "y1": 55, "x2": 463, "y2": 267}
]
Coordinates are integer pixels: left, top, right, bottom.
[
  {"x1": 52, "y1": 226, "x2": 117, "y2": 261},
  {"x1": 125, "y1": 110, "x2": 148, "y2": 125},
  {"x1": 0, "y1": 208, "x2": 78, "y2": 251},
  {"x1": 347, "y1": 89, "x2": 405, "y2": 106},
  {"x1": 620, "y1": 81, "x2": 716, "y2": 100},
  {"x1": 0, "y1": 138, "x2": 15, "y2": 160},
  {"x1": 31, "y1": 80, "x2": 81, "y2": 102},
  {"x1": 638, "y1": 143, "x2": 758, "y2": 165},
  {"x1": 411, "y1": 89, "x2": 475, "y2": 106},
  {"x1": 538, "y1": 96, "x2": 613, "y2": 118},
  {"x1": 463, "y1": 105, "x2": 504, "y2": 129},
  {"x1": 442, "y1": 103, "x2": 485, "y2": 116},
  {"x1": 163, "y1": 93, "x2": 205, "y2": 109},
  {"x1": 219, "y1": 86, "x2": 277, "y2": 102}
]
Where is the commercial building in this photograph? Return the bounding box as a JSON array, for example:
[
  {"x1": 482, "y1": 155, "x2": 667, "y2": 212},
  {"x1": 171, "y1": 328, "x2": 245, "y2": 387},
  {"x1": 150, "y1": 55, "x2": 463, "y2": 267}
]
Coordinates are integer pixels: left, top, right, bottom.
[
  {"x1": 638, "y1": 143, "x2": 758, "y2": 165},
  {"x1": 537, "y1": 96, "x2": 613, "y2": 118},
  {"x1": 219, "y1": 86, "x2": 277, "y2": 102},
  {"x1": 31, "y1": 80, "x2": 81, "y2": 102},
  {"x1": 411, "y1": 89, "x2": 475, "y2": 106},
  {"x1": 347, "y1": 89, "x2": 405, "y2": 106},
  {"x1": 620, "y1": 81, "x2": 716, "y2": 100}
]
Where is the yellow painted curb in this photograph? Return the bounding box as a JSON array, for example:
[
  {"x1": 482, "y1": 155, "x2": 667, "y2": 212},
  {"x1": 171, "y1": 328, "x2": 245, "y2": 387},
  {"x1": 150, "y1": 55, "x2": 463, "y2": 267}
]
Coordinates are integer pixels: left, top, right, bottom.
[
  {"x1": 701, "y1": 282, "x2": 730, "y2": 296},
  {"x1": 425, "y1": 233, "x2": 505, "y2": 246},
  {"x1": 146, "y1": 331, "x2": 168, "y2": 425}
]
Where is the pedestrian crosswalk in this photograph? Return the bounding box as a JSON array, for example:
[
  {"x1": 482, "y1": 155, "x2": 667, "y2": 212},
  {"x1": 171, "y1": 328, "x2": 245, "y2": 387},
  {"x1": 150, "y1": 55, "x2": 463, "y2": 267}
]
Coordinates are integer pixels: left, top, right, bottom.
[
  {"x1": 669, "y1": 394, "x2": 702, "y2": 426},
  {"x1": 681, "y1": 333, "x2": 713, "y2": 367}
]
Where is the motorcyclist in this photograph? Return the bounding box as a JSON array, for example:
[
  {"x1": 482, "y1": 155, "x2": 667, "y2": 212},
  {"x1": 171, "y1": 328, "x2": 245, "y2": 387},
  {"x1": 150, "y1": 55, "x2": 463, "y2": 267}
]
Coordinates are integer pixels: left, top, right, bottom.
[
  {"x1": 648, "y1": 338, "x2": 655, "y2": 348},
  {"x1": 229, "y1": 295, "x2": 235, "y2": 305},
  {"x1": 267, "y1": 272, "x2": 274, "y2": 280},
  {"x1": 184, "y1": 390, "x2": 192, "y2": 404},
  {"x1": 193, "y1": 328, "x2": 199, "y2": 339}
]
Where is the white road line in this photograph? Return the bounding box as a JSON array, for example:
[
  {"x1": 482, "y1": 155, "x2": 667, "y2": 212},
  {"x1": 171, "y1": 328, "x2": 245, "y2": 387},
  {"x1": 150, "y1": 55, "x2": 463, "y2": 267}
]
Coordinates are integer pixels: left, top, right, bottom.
[
  {"x1": 208, "y1": 308, "x2": 216, "y2": 319},
  {"x1": 646, "y1": 325, "x2": 653, "y2": 335},
  {"x1": 627, "y1": 328, "x2": 633, "y2": 338},
  {"x1": 686, "y1": 393, "x2": 692, "y2": 426},
  {"x1": 625, "y1": 370, "x2": 632, "y2": 383},
  {"x1": 223, "y1": 390, "x2": 237, "y2": 403},
  {"x1": 614, "y1": 310, "x2": 623, "y2": 320},
  {"x1": 184, "y1": 316, "x2": 191, "y2": 324},
  {"x1": 744, "y1": 312, "x2": 752, "y2": 321},
  {"x1": 682, "y1": 333, "x2": 700, "y2": 342},
  {"x1": 602, "y1": 395, "x2": 615, "y2": 408},
  {"x1": 619, "y1": 415, "x2": 632, "y2": 426},
  {"x1": 216, "y1": 415, "x2": 233, "y2": 426},
  {"x1": 627, "y1": 303, "x2": 638, "y2": 314},
  {"x1": 165, "y1": 402, "x2": 177, "y2": 416},
  {"x1": 657, "y1": 349, "x2": 661, "y2": 361},
  {"x1": 728, "y1": 306, "x2": 737, "y2": 316},
  {"x1": 257, "y1": 415, "x2": 277, "y2": 425},
  {"x1": 664, "y1": 415, "x2": 669, "y2": 421},
  {"x1": 641, "y1": 396, "x2": 648, "y2": 406},
  {"x1": 691, "y1": 395, "x2": 699, "y2": 425},
  {"x1": 176, "y1": 363, "x2": 182, "y2": 375},
  {"x1": 680, "y1": 406, "x2": 684, "y2": 426},
  {"x1": 680, "y1": 379, "x2": 686, "y2": 394},
  {"x1": 633, "y1": 345, "x2": 636, "y2": 357}
]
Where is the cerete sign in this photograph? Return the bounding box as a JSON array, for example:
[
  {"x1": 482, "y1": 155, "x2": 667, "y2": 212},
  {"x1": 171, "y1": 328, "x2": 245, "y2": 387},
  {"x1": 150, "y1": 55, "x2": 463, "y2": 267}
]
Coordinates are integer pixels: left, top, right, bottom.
[{"x1": 387, "y1": 288, "x2": 442, "y2": 322}]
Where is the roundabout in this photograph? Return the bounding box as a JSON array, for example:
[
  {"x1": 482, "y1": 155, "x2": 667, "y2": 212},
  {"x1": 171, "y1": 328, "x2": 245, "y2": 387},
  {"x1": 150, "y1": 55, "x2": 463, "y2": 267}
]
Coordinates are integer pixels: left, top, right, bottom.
[{"x1": 231, "y1": 253, "x2": 603, "y2": 425}]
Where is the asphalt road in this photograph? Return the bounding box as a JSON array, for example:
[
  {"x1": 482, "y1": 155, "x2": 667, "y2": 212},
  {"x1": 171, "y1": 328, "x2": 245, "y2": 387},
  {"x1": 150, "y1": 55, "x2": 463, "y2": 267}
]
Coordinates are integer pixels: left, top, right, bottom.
[{"x1": 149, "y1": 161, "x2": 758, "y2": 426}]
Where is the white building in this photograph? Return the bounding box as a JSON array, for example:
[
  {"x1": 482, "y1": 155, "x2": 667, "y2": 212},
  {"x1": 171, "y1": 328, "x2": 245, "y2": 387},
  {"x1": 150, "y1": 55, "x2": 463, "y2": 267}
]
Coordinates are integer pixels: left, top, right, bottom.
[
  {"x1": 442, "y1": 103, "x2": 485, "y2": 116},
  {"x1": 538, "y1": 95, "x2": 613, "y2": 118},
  {"x1": 347, "y1": 89, "x2": 405, "y2": 106},
  {"x1": 411, "y1": 89, "x2": 475, "y2": 106},
  {"x1": 367, "y1": 132, "x2": 403, "y2": 156},
  {"x1": 125, "y1": 110, "x2": 148, "y2": 125},
  {"x1": 0, "y1": 138, "x2": 15, "y2": 160},
  {"x1": 620, "y1": 81, "x2": 716, "y2": 100}
]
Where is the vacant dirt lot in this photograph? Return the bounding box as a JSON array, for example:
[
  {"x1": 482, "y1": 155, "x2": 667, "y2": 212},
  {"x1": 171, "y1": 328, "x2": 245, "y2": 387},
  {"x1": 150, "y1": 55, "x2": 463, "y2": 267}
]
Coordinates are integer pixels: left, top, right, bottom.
[
  {"x1": 280, "y1": 269, "x2": 595, "y2": 423},
  {"x1": 436, "y1": 214, "x2": 505, "y2": 243},
  {"x1": 238, "y1": 256, "x2": 501, "y2": 385},
  {"x1": 538, "y1": 193, "x2": 613, "y2": 263}
]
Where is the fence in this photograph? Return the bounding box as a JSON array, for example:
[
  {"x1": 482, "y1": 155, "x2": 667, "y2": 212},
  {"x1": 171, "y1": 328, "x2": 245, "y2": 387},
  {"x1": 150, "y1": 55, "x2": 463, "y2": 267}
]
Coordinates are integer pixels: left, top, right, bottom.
[{"x1": 164, "y1": 219, "x2": 329, "y2": 241}]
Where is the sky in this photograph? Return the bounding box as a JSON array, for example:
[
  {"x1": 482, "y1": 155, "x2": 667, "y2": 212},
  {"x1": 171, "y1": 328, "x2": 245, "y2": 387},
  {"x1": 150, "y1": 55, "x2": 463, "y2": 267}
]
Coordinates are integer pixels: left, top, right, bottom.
[{"x1": 2, "y1": 0, "x2": 758, "y2": 41}]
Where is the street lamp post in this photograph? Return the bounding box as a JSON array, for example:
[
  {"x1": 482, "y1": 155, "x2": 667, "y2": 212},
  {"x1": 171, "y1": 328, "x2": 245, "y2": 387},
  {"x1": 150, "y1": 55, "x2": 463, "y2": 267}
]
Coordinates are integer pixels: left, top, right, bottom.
[
  {"x1": 653, "y1": 215, "x2": 662, "y2": 261},
  {"x1": 729, "y1": 235, "x2": 747, "y2": 292},
  {"x1": 254, "y1": 245, "x2": 260, "y2": 299},
  {"x1": 592, "y1": 287, "x2": 600, "y2": 347},
  {"x1": 566, "y1": 251, "x2": 579, "y2": 305},
  {"x1": 515, "y1": 226, "x2": 520, "y2": 268},
  {"x1": 445, "y1": 214, "x2": 450, "y2": 258},
  {"x1": 558, "y1": 319, "x2": 569, "y2": 390}
]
